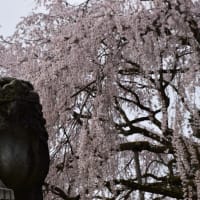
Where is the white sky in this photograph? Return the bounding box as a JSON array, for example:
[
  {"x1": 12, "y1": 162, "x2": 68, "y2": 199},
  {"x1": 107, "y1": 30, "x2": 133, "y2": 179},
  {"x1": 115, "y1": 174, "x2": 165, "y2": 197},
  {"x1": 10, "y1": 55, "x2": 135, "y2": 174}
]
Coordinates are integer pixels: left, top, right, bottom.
[
  {"x1": 0, "y1": 0, "x2": 84, "y2": 37},
  {"x1": 0, "y1": 0, "x2": 35, "y2": 36}
]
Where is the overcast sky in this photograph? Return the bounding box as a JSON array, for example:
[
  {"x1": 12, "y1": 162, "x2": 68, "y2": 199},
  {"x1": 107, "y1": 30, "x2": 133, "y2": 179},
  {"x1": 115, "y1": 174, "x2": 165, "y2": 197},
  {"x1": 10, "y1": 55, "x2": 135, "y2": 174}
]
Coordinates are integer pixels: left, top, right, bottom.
[{"x1": 0, "y1": 0, "x2": 84, "y2": 37}]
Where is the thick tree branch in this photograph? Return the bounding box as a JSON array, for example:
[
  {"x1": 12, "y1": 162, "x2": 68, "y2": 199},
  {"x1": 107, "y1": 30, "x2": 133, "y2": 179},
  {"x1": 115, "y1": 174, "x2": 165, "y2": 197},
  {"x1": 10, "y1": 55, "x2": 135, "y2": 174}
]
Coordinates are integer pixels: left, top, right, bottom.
[
  {"x1": 114, "y1": 179, "x2": 183, "y2": 199},
  {"x1": 118, "y1": 67, "x2": 189, "y2": 76},
  {"x1": 142, "y1": 173, "x2": 181, "y2": 185},
  {"x1": 117, "y1": 113, "x2": 162, "y2": 130},
  {"x1": 117, "y1": 125, "x2": 169, "y2": 146},
  {"x1": 120, "y1": 141, "x2": 173, "y2": 154}
]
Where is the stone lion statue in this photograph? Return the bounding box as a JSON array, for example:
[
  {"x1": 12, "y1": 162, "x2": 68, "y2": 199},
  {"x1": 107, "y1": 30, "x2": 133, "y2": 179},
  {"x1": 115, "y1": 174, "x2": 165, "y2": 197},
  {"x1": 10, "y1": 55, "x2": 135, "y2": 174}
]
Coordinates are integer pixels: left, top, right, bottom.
[{"x1": 0, "y1": 77, "x2": 50, "y2": 200}]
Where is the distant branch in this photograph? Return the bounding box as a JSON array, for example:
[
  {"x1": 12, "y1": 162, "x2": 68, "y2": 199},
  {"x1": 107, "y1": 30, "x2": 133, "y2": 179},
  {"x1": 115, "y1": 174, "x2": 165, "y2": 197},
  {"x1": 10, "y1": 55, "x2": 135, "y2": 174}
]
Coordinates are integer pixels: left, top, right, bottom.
[
  {"x1": 71, "y1": 80, "x2": 96, "y2": 98},
  {"x1": 44, "y1": 183, "x2": 80, "y2": 200}
]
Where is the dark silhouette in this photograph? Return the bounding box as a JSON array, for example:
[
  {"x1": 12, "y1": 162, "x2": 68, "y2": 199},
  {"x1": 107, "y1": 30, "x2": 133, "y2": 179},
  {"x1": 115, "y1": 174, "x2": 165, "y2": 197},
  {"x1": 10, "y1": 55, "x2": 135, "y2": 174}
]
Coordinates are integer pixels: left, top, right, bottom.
[{"x1": 0, "y1": 77, "x2": 50, "y2": 200}]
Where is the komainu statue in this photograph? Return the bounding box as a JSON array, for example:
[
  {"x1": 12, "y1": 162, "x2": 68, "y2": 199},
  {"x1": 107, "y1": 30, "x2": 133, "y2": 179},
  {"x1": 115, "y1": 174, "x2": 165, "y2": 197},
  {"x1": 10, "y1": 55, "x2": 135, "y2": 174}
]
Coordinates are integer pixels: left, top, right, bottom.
[{"x1": 0, "y1": 77, "x2": 50, "y2": 200}]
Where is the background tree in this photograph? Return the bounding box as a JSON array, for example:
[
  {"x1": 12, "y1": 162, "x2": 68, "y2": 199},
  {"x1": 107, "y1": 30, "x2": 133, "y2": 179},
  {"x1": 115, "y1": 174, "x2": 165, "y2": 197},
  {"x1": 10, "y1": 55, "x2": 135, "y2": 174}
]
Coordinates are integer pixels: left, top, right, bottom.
[{"x1": 1, "y1": 0, "x2": 200, "y2": 199}]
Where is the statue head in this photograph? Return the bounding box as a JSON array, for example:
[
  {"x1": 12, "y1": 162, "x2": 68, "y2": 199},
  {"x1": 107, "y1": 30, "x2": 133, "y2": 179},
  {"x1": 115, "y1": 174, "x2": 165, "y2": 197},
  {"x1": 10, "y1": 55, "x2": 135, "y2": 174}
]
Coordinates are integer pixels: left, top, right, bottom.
[{"x1": 0, "y1": 77, "x2": 49, "y2": 200}]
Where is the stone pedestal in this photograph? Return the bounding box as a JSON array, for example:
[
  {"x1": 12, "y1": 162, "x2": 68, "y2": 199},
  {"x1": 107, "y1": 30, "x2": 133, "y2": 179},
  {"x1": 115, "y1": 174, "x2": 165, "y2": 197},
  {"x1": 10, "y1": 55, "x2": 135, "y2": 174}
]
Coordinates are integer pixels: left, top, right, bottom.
[{"x1": 0, "y1": 187, "x2": 14, "y2": 200}]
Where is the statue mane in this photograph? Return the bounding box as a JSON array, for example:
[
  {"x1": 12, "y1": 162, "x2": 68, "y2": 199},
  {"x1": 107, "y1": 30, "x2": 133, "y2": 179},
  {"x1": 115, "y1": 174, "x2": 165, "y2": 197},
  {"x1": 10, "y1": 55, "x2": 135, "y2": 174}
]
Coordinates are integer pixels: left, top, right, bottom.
[{"x1": 0, "y1": 77, "x2": 48, "y2": 141}]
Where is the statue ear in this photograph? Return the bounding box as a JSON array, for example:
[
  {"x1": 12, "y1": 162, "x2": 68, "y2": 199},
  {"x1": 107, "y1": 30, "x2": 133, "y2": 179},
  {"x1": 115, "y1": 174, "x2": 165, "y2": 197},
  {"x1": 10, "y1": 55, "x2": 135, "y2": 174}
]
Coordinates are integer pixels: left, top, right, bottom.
[{"x1": 0, "y1": 179, "x2": 6, "y2": 188}]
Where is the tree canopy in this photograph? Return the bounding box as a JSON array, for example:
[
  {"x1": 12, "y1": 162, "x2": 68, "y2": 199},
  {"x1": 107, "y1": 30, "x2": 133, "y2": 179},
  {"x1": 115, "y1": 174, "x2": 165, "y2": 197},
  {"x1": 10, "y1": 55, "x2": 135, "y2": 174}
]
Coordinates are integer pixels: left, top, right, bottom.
[{"x1": 1, "y1": 0, "x2": 200, "y2": 199}]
